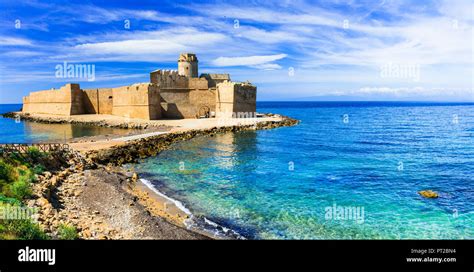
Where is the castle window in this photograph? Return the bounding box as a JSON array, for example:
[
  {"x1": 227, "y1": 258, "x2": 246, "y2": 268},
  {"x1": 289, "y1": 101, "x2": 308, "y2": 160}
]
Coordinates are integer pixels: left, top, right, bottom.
[{"x1": 108, "y1": 96, "x2": 113, "y2": 99}]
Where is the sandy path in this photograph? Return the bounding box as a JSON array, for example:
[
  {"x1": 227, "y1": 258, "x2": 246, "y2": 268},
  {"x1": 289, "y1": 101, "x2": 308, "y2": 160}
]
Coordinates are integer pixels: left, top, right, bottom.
[{"x1": 67, "y1": 115, "x2": 283, "y2": 153}]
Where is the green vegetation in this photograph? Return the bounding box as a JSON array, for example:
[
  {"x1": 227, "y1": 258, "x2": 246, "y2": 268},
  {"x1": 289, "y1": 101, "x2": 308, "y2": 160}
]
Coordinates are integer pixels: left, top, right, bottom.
[
  {"x1": 0, "y1": 158, "x2": 35, "y2": 200},
  {"x1": 26, "y1": 147, "x2": 43, "y2": 160},
  {"x1": 58, "y1": 224, "x2": 79, "y2": 240},
  {"x1": 0, "y1": 195, "x2": 21, "y2": 206},
  {"x1": 0, "y1": 152, "x2": 48, "y2": 240},
  {"x1": 0, "y1": 211, "x2": 48, "y2": 240}
]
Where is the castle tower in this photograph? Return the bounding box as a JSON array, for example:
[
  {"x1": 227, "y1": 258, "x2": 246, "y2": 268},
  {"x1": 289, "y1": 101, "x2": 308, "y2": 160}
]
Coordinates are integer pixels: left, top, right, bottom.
[{"x1": 178, "y1": 53, "x2": 198, "y2": 78}]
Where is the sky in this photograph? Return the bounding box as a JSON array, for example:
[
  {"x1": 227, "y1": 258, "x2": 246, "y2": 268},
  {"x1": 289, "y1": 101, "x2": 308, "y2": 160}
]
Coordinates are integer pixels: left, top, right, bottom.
[{"x1": 0, "y1": 0, "x2": 473, "y2": 103}]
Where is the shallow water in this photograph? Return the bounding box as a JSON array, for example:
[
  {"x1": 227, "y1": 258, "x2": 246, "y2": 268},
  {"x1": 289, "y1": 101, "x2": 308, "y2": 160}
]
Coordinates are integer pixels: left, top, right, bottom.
[
  {"x1": 0, "y1": 104, "x2": 132, "y2": 143},
  {"x1": 134, "y1": 102, "x2": 474, "y2": 239}
]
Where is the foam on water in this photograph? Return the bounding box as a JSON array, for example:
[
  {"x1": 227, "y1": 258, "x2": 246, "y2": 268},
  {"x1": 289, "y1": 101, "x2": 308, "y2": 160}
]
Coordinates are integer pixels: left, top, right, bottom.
[{"x1": 140, "y1": 178, "x2": 244, "y2": 239}]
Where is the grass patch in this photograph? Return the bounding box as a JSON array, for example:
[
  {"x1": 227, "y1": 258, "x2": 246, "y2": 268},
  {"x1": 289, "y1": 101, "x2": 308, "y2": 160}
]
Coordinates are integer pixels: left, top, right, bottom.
[
  {"x1": 0, "y1": 203, "x2": 47, "y2": 240},
  {"x1": 0, "y1": 152, "x2": 49, "y2": 240},
  {"x1": 0, "y1": 195, "x2": 22, "y2": 206},
  {"x1": 58, "y1": 224, "x2": 78, "y2": 240},
  {"x1": 0, "y1": 159, "x2": 34, "y2": 200},
  {"x1": 0, "y1": 218, "x2": 48, "y2": 240},
  {"x1": 27, "y1": 147, "x2": 44, "y2": 161}
]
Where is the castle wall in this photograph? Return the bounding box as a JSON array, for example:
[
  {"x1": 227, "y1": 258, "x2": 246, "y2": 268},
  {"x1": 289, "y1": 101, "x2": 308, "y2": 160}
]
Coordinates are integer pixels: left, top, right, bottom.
[
  {"x1": 201, "y1": 74, "x2": 230, "y2": 88},
  {"x1": 159, "y1": 88, "x2": 216, "y2": 119},
  {"x1": 233, "y1": 84, "x2": 257, "y2": 114},
  {"x1": 22, "y1": 84, "x2": 84, "y2": 115},
  {"x1": 82, "y1": 88, "x2": 113, "y2": 114},
  {"x1": 188, "y1": 78, "x2": 209, "y2": 89},
  {"x1": 111, "y1": 83, "x2": 161, "y2": 120},
  {"x1": 215, "y1": 82, "x2": 257, "y2": 118},
  {"x1": 150, "y1": 70, "x2": 188, "y2": 88},
  {"x1": 215, "y1": 83, "x2": 235, "y2": 118}
]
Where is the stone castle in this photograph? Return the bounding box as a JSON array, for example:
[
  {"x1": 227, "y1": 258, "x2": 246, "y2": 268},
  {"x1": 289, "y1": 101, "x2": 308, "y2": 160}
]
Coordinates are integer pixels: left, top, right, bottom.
[{"x1": 22, "y1": 53, "x2": 257, "y2": 120}]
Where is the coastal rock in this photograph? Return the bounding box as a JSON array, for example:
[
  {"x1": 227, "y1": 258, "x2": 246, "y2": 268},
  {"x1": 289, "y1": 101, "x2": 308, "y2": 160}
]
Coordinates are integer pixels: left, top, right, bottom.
[
  {"x1": 131, "y1": 173, "x2": 139, "y2": 182},
  {"x1": 50, "y1": 176, "x2": 60, "y2": 187},
  {"x1": 43, "y1": 171, "x2": 53, "y2": 179},
  {"x1": 37, "y1": 197, "x2": 50, "y2": 207},
  {"x1": 74, "y1": 190, "x2": 83, "y2": 197},
  {"x1": 419, "y1": 190, "x2": 439, "y2": 199},
  {"x1": 82, "y1": 230, "x2": 92, "y2": 238}
]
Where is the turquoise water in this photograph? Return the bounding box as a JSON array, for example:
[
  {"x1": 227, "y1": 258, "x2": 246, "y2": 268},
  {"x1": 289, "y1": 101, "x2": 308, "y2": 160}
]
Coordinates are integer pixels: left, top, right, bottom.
[
  {"x1": 0, "y1": 104, "x2": 132, "y2": 143},
  {"x1": 134, "y1": 102, "x2": 474, "y2": 239}
]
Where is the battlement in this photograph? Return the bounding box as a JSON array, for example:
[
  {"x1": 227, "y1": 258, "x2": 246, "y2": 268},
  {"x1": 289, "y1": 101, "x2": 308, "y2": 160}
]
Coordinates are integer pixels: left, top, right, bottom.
[
  {"x1": 150, "y1": 69, "x2": 189, "y2": 88},
  {"x1": 178, "y1": 53, "x2": 198, "y2": 63},
  {"x1": 178, "y1": 53, "x2": 198, "y2": 77},
  {"x1": 201, "y1": 73, "x2": 231, "y2": 88}
]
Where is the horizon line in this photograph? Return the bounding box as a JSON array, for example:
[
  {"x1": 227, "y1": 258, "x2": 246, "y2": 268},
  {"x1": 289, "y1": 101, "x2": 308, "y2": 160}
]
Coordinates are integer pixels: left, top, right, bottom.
[{"x1": 2, "y1": 100, "x2": 474, "y2": 105}]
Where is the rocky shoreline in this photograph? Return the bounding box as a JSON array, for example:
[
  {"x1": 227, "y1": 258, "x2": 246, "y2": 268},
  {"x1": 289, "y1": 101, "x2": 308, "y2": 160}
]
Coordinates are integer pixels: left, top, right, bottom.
[
  {"x1": 26, "y1": 150, "x2": 208, "y2": 239},
  {"x1": 86, "y1": 116, "x2": 299, "y2": 165},
  {"x1": 10, "y1": 114, "x2": 299, "y2": 240},
  {"x1": 2, "y1": 112, "x2": 169, "y2": 129}
]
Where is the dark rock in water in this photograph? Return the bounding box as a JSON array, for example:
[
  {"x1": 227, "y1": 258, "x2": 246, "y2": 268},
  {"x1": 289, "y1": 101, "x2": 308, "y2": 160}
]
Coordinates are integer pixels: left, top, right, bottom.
[{"x1": 419, "y1": 190, "x2": 439, "y2": 198}]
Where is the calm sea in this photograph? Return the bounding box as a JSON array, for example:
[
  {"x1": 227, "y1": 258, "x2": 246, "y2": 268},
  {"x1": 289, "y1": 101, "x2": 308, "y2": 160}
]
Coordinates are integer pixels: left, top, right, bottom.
[
  {"x1": 0, "y1": 104, "x2": 132, "y2": 143},
  {"x1": 133, "y1": 101, "x2": 474, "y2": 239}
]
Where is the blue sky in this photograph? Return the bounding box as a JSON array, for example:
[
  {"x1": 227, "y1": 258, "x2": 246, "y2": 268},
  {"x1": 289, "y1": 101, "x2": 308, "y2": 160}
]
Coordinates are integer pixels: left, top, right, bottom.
[{"x1": 0, "y1": 0, "x2": 473, "y2": 103}]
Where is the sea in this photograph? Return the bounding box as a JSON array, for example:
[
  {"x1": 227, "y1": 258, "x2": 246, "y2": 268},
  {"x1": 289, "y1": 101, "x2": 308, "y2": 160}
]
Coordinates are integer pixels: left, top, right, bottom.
[{"x1": 0, "y1": 104, "x2": 133, "y2": 143}]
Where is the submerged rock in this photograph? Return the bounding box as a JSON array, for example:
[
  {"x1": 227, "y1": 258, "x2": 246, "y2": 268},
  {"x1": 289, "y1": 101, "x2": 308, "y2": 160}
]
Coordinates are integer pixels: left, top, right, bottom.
[{"x1": 419, "y1": 190, "x2": 439, "y2": 198}]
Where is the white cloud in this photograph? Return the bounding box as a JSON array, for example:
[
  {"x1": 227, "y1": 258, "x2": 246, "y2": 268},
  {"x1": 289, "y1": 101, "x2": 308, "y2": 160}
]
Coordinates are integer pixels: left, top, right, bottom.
[
  {"x1": 251, "y1": 63, "x2": 283, "y2": 70},
  {"x1": 438, "y1": 0, "x2": 473, "y2": 20},
  {"x1": 69, "y1": 28, "x2": 228, "y2": 62},
  {"x1": 0, "y1": 37, "x2": 33, "y2": 46},
  {"x1": 353, "y1": 86, "x2": 474, "y2": 99},
  {"x1": 235, "y1": 26, "x2": 309, "y2": 44},
  {"x1": 76, "y1": 39, "x2": 185, "y2": 55},
  {"x1": 0, "y1": 67, "x2": 145, "y2": 84},
  {"x1": 213, "y1": 54, "x2": 287, "y2": 67},
  {"x1": 186, "y1": 4, "x2": 342, "y2": 27}
]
